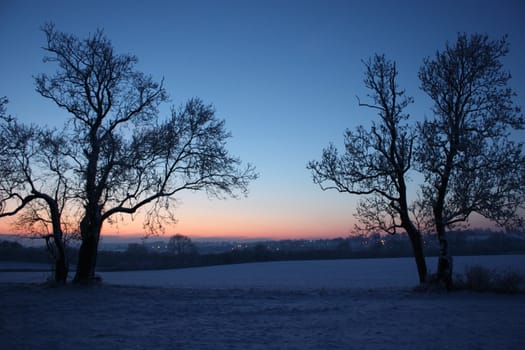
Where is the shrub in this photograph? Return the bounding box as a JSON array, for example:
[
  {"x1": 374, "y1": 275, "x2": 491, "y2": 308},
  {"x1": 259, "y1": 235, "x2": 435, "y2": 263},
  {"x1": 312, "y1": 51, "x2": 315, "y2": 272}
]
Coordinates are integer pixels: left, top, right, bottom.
[
  {"x1": 492, "y1": 270, "x2": 524, "y2": 294},
  {"x1": 455, "y1": 265, "x2": 524, "y2": 294},
  {"x1": 464, "y1": 265, "x2": 493, "y2": 291}
]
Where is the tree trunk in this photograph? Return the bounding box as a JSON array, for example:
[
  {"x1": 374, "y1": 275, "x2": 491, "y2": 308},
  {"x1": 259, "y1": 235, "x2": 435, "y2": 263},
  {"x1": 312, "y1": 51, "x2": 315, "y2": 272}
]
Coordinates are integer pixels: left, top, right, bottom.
[
  {"x1": 433, "y1": 146, "x2": 455, "y2": 290},
  {"x1": 436, "y1": 221, "x2": 453, "y2": 290},
  {"x1": 405, "y1": 226, "x2": 427, "y2": 284},
  {"x1": 74, "y1": 212, "x2": 102, "y2": 284},
  {"x1": 39, "y1": 193, "x2": 69, "y2": 283},
  {"x1": 54, "y1": 238, "x2": 68, "y2": 284},
  {"x1": 399, "y1": 191, "x2": 428, "y2": 284},
  {"x1": 44, "y1": 233, "x2": 69, "y2": 284},
  {"x1": 74, "y1": 196, "x2": 102, "y2": 284},
  {"x1": 74, "y1": 233, "x2": 100, "y2": 283}
]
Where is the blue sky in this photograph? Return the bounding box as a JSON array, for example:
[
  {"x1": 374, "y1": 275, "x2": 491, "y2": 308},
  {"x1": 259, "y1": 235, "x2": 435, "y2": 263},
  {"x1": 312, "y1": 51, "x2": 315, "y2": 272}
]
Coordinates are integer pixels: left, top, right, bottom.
[{"x1": 1, "y1": 0, "x2": 524, "y2": 238}]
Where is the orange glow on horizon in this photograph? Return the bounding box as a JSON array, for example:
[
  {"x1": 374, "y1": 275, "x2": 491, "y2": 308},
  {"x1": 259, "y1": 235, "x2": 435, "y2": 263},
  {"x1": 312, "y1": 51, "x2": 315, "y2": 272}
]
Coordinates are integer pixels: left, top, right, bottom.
[
  {"x1": 0, "y1": 202, "x2": 503, "y2": 241},
  {"x1": 97, "y1": 211, "x2": 353, "y2": 240},
  {"x1": 0, "y1": 210, "x2": 353, "y2": 240}
]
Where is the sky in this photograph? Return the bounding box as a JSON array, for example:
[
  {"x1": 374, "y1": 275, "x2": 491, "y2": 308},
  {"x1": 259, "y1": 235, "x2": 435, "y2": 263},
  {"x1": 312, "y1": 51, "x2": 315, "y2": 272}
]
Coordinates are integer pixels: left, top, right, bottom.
[{"x1": 0, "y1": 0, "x2": 524, "y2": 240}]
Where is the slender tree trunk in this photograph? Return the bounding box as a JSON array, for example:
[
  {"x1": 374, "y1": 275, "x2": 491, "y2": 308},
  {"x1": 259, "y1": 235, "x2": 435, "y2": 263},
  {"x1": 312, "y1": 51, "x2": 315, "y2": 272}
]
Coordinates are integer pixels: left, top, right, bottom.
[
  {"x1": 433, "y1": 166, "x2": 453, "y2": 289},
  {"x1": 53, "y1": 237, "x2": 68, "y2": 284},
  {"x1": 435, "y1": 217, "x2": 453, "y2": 289},
  {"x1": 45, "y1": 233, "x2": 68, "y2": 284},
  {"x1": 432, "y1": 148, "x2": 455, "y2": 290},
  {"x1": 404, "y1": 224, "x2": 427, "y2": 284},
  {"x1": 44, "y1": 193, "x2": 69, "y2": 284},
  {"x1": 398, "y1": 179, "x2": 427, "y2": 284}
]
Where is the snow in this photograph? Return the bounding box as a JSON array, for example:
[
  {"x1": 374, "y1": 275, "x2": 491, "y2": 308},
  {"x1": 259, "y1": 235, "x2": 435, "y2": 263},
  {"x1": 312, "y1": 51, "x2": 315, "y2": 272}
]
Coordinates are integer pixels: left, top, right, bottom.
[
  {"x1": 1, "y1": 255, "x2": 524, "y2": 349},
  {"x1": 102, "y1": 254, "x2": 525, "y2": 289},
  {"x1": 2, "y1": 255, "x2": 524, "y2": 289}
]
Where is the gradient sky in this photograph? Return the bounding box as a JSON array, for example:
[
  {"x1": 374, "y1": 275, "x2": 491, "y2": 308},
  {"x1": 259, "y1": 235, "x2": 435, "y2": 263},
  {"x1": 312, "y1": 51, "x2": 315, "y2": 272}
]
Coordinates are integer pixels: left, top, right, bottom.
[{"x1": 1, "y1": 0, "x2": 524, "y2": 239}]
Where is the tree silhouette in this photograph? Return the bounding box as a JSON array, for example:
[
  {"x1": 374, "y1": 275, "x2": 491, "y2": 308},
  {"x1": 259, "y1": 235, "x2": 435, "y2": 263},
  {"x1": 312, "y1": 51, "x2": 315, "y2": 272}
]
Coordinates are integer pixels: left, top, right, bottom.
[
  {"x1": 0, "y1": 98, "x2": 71, "y2": 283},
  {"x1": 308, "y1": 55, "x2": 427, "y2": 283},
  {"x1": 13, "y1": 23, "x2": 257, "y2": 283},
  {"x1": 167, "y1": 234, "x2": 197, "y2": 255},
  {"x1": 417, "y1": 33, "x2": 525, "y2": 287}
]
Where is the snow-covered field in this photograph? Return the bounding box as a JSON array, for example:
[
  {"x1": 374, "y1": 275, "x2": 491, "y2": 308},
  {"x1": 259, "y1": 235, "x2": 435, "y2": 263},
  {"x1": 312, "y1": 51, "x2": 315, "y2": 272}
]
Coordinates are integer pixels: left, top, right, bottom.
[
  {"x1": 1, "y1": 256, "x2": 524, "y2": 349},
  {"x1": 2, "y1": 255, "x2": 525, "y2": 289}
]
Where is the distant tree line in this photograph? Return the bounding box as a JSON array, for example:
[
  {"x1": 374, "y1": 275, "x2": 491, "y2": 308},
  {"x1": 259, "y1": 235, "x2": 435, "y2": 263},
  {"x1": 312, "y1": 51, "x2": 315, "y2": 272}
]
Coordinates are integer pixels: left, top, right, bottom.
[{"x1": 2, "y1": 231, "x2": 524, "y2": 272}]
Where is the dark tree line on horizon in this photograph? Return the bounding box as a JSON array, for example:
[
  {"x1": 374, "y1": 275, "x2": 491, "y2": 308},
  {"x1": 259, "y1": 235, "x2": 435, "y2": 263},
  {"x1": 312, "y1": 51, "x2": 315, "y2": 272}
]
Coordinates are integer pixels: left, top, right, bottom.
[{"x1": 2, "y1": 230, "x2": 525, "y2": 273}]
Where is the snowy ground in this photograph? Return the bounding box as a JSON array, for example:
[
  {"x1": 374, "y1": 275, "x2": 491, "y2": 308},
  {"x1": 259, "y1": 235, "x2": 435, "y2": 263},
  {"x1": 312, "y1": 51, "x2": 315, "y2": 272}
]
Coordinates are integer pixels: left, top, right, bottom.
[
  {"x1": 2, "y1": 255, "x2": 525, "y2": 289},
  {"x1": 1, "y1": 256, "x2": 525, "y2": 349}
]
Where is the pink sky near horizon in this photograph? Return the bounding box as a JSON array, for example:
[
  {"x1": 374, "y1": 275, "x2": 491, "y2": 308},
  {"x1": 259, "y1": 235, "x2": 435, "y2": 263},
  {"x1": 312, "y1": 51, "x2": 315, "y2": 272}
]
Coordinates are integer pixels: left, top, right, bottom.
[
  {"x1": 0, "y1": 187, "x2": 358, "y2": 240},
  {"x1": 0, "y1": 216, "x2": 356, "y2": 242},
  {"x1": 0, "y1": 195, "x2": 501, "y2": 241},
  {"x1": 0, "y1": 215, "x2": 354, "y2": 240}
]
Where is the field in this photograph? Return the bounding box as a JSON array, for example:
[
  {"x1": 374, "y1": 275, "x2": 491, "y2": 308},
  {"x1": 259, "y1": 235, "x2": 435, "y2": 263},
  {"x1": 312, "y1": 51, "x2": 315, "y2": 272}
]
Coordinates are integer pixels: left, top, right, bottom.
[{"x1": 1, "y1": 255, "x2": 525, "y2": 349}]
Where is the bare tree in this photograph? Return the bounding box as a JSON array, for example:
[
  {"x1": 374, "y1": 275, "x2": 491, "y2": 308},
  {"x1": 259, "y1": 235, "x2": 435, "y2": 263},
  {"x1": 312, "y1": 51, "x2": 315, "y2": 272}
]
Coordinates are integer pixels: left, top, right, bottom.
[
  {"x1": 308, "y1": 55, "x2": 427, "y2": 283},
  {"x1": 30, "y1": 23, "x2": 257, "y2": 283},
  {"x1": 167, "y1": 234, "x2": 197, "y2": 255},
  {"x1": 417, "y1": 33, "x2": 525, "y2": 287},
  {"x1": 0, "y1": 98, "x2": 71, "y2": 283}
]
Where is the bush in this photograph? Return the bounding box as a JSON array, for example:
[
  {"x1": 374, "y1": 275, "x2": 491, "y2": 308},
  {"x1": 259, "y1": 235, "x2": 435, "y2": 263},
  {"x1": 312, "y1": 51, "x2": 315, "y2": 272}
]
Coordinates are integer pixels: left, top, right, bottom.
[
  {"x1": 464, "y1": 265, "x2": 493, "y2": 291},
  {"x1": 454, "y1": 265, "x2": 524, "y2": 294},
  {"x1": 492, "y1": 270, "x2": 524, "y2": 294}
]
